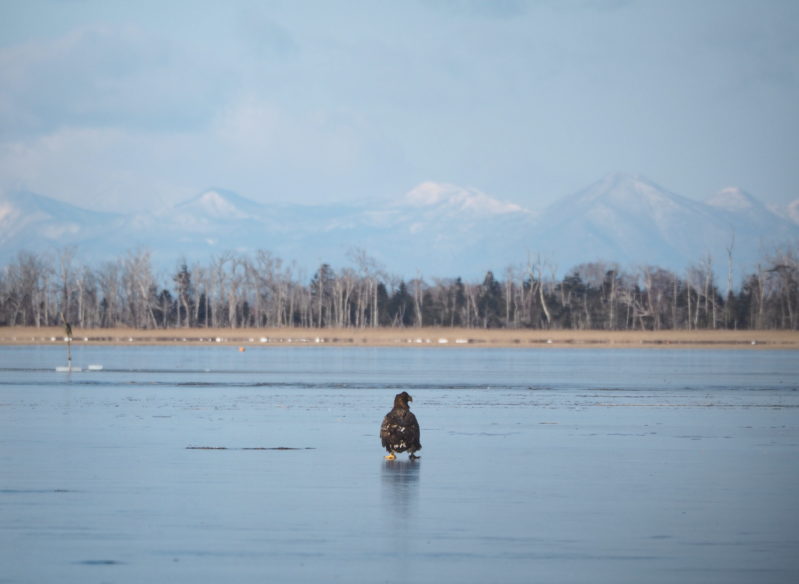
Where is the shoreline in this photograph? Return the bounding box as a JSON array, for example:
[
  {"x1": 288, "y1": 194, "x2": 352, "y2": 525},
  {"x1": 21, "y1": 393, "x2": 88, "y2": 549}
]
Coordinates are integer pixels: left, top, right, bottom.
[{"x1": 1, "y1": 326, "x2": 797, "y2": 350}]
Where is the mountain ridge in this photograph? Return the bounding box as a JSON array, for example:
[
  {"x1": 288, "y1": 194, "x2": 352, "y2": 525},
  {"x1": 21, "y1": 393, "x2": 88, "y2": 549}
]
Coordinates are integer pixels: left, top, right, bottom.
[{"x1": 1, "y1": 174, "x2": 797, "y2": 282}]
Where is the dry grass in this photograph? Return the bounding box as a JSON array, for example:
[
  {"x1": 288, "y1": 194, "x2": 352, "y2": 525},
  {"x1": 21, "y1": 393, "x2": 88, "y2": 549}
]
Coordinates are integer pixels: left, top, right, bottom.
[{"x1": 1, "y1": 326, "x2": 797, "y2": 349}]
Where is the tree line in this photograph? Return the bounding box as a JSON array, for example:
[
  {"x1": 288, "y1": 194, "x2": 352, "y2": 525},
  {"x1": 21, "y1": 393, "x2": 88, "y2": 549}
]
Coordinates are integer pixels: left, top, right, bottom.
[{"x1": 1, "y1": 245, "x2": 797, "y2": 331}]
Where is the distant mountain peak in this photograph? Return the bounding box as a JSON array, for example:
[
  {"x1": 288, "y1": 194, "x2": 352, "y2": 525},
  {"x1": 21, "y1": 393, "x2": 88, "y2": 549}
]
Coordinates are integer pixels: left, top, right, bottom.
[
  {"x1": 560, "y1": 173, "x2": 693, "y2": 216},
  {"x1": 195, "y1": 190, "x2": 248, "y2": 218},
  {"x1": 0, "y1": 189, "x2": 124, "y2": 250},
  {"x1": 0, "y1": 189, "x2": 123, "y2": 223},
  {"x1": 705, "y1": 186, "x2": 762, "y2": 212},
  {"x1": 175, "y1": 188, "x2": 264, "y2": 220},
  {"x1": 401, "y1": 181, "x2": 526, "y2": 215},
  {"x1": 788, "y1": 200, "x2": 799, "y2": 225}
]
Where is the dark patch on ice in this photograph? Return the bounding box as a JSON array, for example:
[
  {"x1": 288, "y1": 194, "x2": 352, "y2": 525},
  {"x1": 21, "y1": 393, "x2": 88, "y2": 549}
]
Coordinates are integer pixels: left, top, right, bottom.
[
  {"x1": 241, "y1": 446, "x2": 315, "y2": 450},
  {"x1": 158, "y1": 549, "x2": 324, "y2": 559},
  {"x1": 0, "y1": 488, "x2": 76, "y2": 494},
  {"x1": 448, "y1": 431, "x2": 520, "y2": 437},
  {"x1": 417, "y1": 550, "x2": 661, "y2": 561},
  {"x1": 186, "y1": 446, "x2": 315, "y2": 450},
  {"x1": 75, "y1": 560, "x2": 123, "y2": 566}
]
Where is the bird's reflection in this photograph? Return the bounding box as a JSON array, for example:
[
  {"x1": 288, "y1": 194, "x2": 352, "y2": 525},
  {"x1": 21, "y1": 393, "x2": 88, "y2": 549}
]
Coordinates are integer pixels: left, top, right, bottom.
[
  {"x1": 382, "y1": 458, "x2": 421, "y2": 482},
  {"x1": 379, "y1": 459, "x2": 421, "y2": 564},
  {"x1": 381, "y1": 459, "x2": 421, "y2": 516}
]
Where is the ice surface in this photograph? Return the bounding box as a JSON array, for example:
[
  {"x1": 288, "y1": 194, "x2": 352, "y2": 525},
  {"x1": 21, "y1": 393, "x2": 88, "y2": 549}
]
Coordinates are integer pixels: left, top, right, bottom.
[{"x1": 1, "y1": 346, "x2": 798, "y2": 583}]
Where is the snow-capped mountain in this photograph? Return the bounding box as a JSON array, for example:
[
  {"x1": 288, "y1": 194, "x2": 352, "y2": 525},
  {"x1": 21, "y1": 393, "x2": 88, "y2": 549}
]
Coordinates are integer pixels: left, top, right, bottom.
[
  {"x1": 706, "y1": 186, "x2": 762, "y2": 212},
  {"x1": 705, "y1": 186, "x2": 796, "y2": 235},
  {"x1": 345, "y1": 182, "x2": 536, "y2": 275},
  {"x1": 397, "y1": 181, "x2": 528, "y2": 215},
  {"x1": 531, "y1": 174, "x2": 798, "y2": 275},
  {"x1": 172, "y1": 188, "x2": 266, "y2": 223},
  {"x1": 0, "y1": 189, "x2": 126, "y2": 255},
  {"x1": 785, "y1": 199, "x2": 799, "y2": 225},
  {"x1": 1, "y1": 174, "x2": 797, "y2": 281}
]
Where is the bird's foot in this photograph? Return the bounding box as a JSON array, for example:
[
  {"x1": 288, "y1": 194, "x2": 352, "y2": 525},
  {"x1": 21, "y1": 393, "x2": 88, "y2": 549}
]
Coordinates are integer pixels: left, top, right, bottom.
[
  {"x1": 384, "y1": 453, "x2": 396, "y2": 460},
  {"x1": 409, "y1": 453, "x2": 420, "y2": 460}
]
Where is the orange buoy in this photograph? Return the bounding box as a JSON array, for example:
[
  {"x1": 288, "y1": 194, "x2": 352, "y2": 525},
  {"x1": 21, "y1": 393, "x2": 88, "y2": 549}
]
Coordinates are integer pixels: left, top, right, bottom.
[{"x1": 238, "y1": 346, "x2": 246, "y2": 352}]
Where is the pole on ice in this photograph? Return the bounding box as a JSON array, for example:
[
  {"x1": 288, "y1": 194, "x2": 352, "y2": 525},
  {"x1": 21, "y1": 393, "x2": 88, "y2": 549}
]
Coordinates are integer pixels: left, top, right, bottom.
[{"x1": 61, "y1": 313, "x2": 72, "y2": 372}]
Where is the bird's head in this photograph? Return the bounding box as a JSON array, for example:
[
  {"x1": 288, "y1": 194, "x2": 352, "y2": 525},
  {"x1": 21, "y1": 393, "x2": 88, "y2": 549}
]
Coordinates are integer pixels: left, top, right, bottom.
[{"x1": 394, "y1": 391, "x2": 413, "y2": 408}]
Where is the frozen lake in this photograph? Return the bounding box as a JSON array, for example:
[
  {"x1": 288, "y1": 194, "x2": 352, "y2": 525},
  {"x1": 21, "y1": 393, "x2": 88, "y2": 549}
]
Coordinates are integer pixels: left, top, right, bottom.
[{"x1": 1, "y1": 345, "x2": 798, "y2": 583}]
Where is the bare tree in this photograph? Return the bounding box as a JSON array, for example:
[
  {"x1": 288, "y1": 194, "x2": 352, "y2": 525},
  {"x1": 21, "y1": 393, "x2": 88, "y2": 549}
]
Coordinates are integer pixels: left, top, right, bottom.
[
  {"x1": 350, "y1": 248, "x2": 385, "y2": 328},
  {"x1": 528, "y1": 255, "x2": 552, "y2": 328},
  {"x1": 763, "y1": 244, "x2": 799, "y2": 329},
  {"x1": 56, "y1": 247, "x2": 77, "y2": 326},
  {"x1": 3, "y1": 251, "x2": 51, "y2": 326},
  {"x1": 173, "y1": 261, "x2": 193, "y2": 328},
  {"x1": 122, "y1": 249, "x2": 158, "y2": 329}
]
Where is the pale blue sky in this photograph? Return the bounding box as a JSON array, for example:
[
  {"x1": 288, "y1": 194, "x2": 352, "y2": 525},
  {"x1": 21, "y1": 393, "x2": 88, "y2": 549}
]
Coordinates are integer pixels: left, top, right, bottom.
[{"x1": 1, "y1": 0, "x2": 797, "y2": 212}]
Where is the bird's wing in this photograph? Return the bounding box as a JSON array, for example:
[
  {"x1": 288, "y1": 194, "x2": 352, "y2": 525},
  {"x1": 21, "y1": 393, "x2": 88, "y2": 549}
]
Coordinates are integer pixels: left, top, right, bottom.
[
  {"x1": 405, "y1": 411, "x2": 421, "y2": 447},
  {"x1": 380, "y1": 414, "x2": 393, "y2": 444}
]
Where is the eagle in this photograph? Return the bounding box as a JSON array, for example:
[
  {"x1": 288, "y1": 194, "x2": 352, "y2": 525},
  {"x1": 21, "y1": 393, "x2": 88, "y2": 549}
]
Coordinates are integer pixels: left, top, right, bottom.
[{"x1": 380, "y1": 391, "x2": 421, "y2": 460}]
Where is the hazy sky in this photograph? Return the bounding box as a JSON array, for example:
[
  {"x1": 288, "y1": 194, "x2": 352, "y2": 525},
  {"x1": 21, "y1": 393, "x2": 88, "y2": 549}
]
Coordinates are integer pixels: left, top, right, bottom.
[{"x1": 1, "y1": 0, "x2": 797, "y2": 213}]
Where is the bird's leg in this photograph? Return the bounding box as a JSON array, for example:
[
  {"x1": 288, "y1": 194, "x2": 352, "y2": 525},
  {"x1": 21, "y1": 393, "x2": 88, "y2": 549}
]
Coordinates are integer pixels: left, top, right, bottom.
[
  {"x1": 384, "y1": 452, "x2": 396, "y2": 460},
  {"x1": 409, "y1": 453, "x2": 420, "y2": 460}
]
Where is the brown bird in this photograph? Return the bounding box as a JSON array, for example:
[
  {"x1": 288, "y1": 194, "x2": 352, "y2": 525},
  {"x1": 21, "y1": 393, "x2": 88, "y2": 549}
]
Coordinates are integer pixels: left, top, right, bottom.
[{"x1": 380, "y1": 391, "x2": 421, "y2": 460}]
